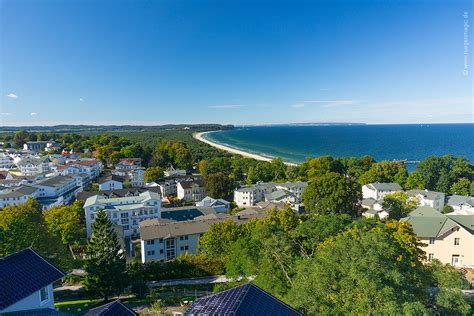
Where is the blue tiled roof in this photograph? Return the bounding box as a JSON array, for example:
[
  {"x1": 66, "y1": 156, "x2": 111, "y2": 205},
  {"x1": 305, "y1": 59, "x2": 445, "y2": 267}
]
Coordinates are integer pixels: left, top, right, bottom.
[
  {"x1": 84, "y1": 300, "x2": 137, "y2": 316},
  {"x1": 185, "y1": 283, "x2": 302, "y2": 316},
  {"x1": 0, "y1": 248, "x2": 66, "y2": 310}
]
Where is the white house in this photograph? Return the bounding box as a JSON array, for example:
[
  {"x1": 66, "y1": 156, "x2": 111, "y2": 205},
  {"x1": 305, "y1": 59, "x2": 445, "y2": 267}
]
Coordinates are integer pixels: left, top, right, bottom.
[
  {"x1": 234, "y1": 181, "x2": 308, "y2": 207},
  {"x1": 361, "y1": 182, "x2": 402, "y2": 200},
  {"x1": 0, "y1": 185, "x2": 39, "y2": 208},
  {"x1": 407, "y1": 189, "x2": 445, "y2": 211},
  {"x1": 32, "y1": 175, "x2": 80, "y2": 209},
  {"x1": 98, "y1": 175, "x2": 125, "y2": 191},
  {"x1": 447, "y1": 195, "x2": 474, "y2": 212},
  {"x1": 0, "y1": 153, "x2": 14, "y2": 170},
  {"x1": 129, "y1": 169, "x2": 145, "y2": 187},
  {"x1": 16, "y1": 156, "x2": 53, "y2": 176},
  {"x1": 0, "y1": 248, "x2": 65, "y2": 314},
  {"x1": 57, "y1": 159, "x2": 102, "y2": 180},
  {"x1": 196, "y1": 196, "x2": 231, "y2": 213},
  {"x1": 116, "y1": 158, "x2": 142, "y2": 171},
  {"x1": 402, "y1": 206, "x2": 474, "y2": 267},
  {"x1": 164, "y1": 166, "x2": 187, "y2": 177},
  {"x1": 177, "y1": 180, "x2": 206, "y2": 202},
  {"x1": 84, "y1": 191, "x2": 162, "y2": 238}
]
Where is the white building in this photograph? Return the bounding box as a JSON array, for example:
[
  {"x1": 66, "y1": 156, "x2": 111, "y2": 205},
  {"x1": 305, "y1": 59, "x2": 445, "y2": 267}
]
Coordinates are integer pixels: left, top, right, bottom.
[
  {"x1": 447, "y1": 195, "x2": 474, "y2": 212},
  {"x1": 196, "y1": 196, "x2": 231, "y2": 213},
  {"x1": 407, "y1": 189, "x2": 445, "y2": 211},
  {"x1": 0, "y1": 185, "x2": 39, "y2": 208},
  {"x1": 234, "y1": 181, "x2": 308, "y2": 207},
  {"x1": 84, "y1": 191, "x2": 162, "y2": 238},
  {"x1": 57, "y1": 159, "x2": 102, "y2": 180},
  {"x1": 116, "y1": 158, "x2": 142, "y2": 171},
  {"x1": 129, "y1": 169, "x2": 145, "y2": 187},
  {"x1": 177, "y1": 180, "x2": 206, "y2": 202},
  {"x1": 32, "y1": 175, "x2": 80, "y2": 209},
  {"x1": 16, "y1": 156, "x2": 53, "y2": 177},
  {"x1": 164, "y1": 166, "x2": 187, "y2": 177},
  {"x1": 98, "y1": 175, "x2": 125, "y2": 191},
  {"x1": 22, "y1": 140, "x2": 60, "y2": 153},
  {"x1": 0, "y1": 153, "x2": 14, "y2": 170},
  {"x1": 361, "y1": 182, "x2": 402, "y2": 200},
  {"x1": 0, "y1": 248, "x2": 65, "y2": 314},
  {"x1": 140, "y1": 212, "x2": 255, "y2": 262}
]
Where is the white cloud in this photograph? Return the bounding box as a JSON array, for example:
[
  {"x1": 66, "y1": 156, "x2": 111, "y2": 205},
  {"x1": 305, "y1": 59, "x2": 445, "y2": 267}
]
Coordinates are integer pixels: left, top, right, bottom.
[
  {"x1": 292, "y1": 100, "x2": 358, "y2": 108},
  {"x1": 5, "y1": 93, "x2": 18, "y2": 99},
  {"x1": 209, "y1": 104, "x2": 246, "y2": 109},
  {"x1": 0, "y1": 112, "x2": 12, "y2": 116},
  {"x1": 79, "y1": 97, "x2": 84, "y2": 102},
  {"x1": 30, "y1": 112, "x2": 38, "y2": 116}
]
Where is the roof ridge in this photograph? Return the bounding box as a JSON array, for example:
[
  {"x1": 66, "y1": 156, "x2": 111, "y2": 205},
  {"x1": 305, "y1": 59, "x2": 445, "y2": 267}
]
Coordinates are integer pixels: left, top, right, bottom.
[
  {"x1": 29, "y1": 248, "x2": 66, "y2": 278},
  {"x1": 236, "y1": 283, "x2": 301, "y2": 314}
]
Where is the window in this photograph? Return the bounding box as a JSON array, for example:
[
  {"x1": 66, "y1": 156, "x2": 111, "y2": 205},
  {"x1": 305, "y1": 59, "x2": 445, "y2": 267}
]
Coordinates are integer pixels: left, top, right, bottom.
[
  {"x1": 180, "y1": 236, "x2": 184, "y2": 240},
  {"x1": 429, "y1": 238, "x2": 435, "y2": 244},
  {"x1": 147, "y1": 250, "x2": 155, "y2": 256},
  {"x1": 185, "y1": 236, "x2": 189, "y2": 240},
  {"x1": 180, "y1": 246, "x2": 184, "y2": 251},
  {"x1": 454, "y1": 238, "x2": 460, "y2": 245},
  {"x1": 184, "y1": 245, "x2": 189, "y2": 251},
  {"x1": 428, "y1": 253, "x2": 434, "y2": 261},
  {"x1": 159, "y1": 239, "x2": 163, "y2": 243},
  {"x1": 40, "y1": 287, "x2": 49, "y2": 302},
  {"x1": 146, "y1": 240, "x2": 155, "y2": 245},
  {"x1": 160, "y1": 249, "x2": 164, "y2": 254}
]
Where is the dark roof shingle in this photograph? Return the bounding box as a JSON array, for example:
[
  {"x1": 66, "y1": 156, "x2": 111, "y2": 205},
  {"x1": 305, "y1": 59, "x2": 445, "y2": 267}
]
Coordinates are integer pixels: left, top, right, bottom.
[{"x1": 185, "y1": 283, "x2": 301, "y2": 316}]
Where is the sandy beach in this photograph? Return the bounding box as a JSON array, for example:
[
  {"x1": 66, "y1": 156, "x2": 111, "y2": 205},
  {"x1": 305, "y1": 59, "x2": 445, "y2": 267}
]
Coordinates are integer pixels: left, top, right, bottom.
[{"x1": 194, "y1": 131, "x2": 298, "y2": 166}]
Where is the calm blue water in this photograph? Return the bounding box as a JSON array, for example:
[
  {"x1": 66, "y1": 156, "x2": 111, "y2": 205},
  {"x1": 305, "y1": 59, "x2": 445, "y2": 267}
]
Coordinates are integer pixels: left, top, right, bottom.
[{"x1": 205, "y1": 124, "x2": 474, "y2": 164}]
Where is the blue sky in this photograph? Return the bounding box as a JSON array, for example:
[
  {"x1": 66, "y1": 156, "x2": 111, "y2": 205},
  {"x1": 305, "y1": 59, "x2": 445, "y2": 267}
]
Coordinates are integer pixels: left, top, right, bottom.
[{"x1": 1, "y1": 0, "x2": 472, "y2": 125}]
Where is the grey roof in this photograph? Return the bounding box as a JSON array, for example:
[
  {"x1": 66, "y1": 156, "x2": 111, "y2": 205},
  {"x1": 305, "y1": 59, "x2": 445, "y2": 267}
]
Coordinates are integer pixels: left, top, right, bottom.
[
  {"x1": 407, "y1": 189, "x2": 445, "y2": 201},
  {"x1": 402, "y1": 205, "x2": 474, "y2": 237},
  {"x1": 0, "y1": 248, "x2": 66, "y2": 310},
  {"x1": 83, "y1": 190, "x2": 161, "y2": 208},
  {"x1": 265, "y1": 189, "x2": 293, "y2": 201},
  {"x1": 16, "y1": 156, "x2": 47, "y2": 167},
  {"x1": 178, "y1": 179, "x2": 204, "y2": 189},
  {"x1": 140, "y1": 213, "x2": 254, "y2": 240},
  {"x1": 276, "y1": 181, "x2": 308, "y2": 189},
  {"x1": 0, "y1": 185, "x2": 38, "y2": 199},
  {"x1": 185, "y1": 283, "x2": 301, "y2": 316},
  {"x1": 236, "y1": 182, "x2": 277, "y2": 193},
  {"x1": 76, "y1": 186, "x2": 161, "y2": 201},
  {"x1": 362, "y1": 198, "x2": 377, "y2": 207},
  {"x1": 447, "y1": 195, "x2": 474, "y2": 207},
  {"x1": 98, "y1": 174, "x2": 126, "y2": 184},
  {"x1": 35, "y1": 175, "x2": 75, "y2": 188},
  {"x1": 366, "y1": 182, "x2": 402, "y2": 191}
]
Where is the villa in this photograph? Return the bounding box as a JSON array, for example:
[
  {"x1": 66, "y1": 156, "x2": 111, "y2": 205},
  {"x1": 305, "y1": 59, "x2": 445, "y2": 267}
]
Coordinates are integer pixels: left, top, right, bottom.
[
  {"x1": 362, "y1": 182, "x2": 402, "y2": 200},
  {"x1": 0, "y1": 185, "x2": 39, "y2": 208},
  {"x1": 32, "y1": 175, "x2": 80, "y2": 209},
  {"x1": 234, "y1": 181, "x2": 308, "y2": 207},
  {"x1": 402, "y1": 205, "x2": 474, "y2": 267},
  {"x1": 177, "y1": 179, "x2": 206, "y2": 202},
  {"x1": 406, "y1": 189, "x2": 445, "y2": 211}
]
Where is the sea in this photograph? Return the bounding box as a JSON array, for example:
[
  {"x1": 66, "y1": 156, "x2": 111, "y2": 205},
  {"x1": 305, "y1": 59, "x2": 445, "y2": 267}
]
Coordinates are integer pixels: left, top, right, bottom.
[{"x1": 204, "y1": 124, "x2": 474, "y2": 166}]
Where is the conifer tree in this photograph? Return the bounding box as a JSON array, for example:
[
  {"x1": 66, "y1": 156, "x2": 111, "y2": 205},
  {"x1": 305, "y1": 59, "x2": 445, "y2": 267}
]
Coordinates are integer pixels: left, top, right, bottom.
[{"x1": 83, "y1": 210, "x2": 126, "y2": 300}]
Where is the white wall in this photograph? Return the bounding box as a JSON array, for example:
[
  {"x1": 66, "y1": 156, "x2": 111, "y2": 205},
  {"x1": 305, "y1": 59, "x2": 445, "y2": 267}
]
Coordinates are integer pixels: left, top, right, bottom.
[{"x1": 0, "y1": 284, "x2": 54, "y2": 314}]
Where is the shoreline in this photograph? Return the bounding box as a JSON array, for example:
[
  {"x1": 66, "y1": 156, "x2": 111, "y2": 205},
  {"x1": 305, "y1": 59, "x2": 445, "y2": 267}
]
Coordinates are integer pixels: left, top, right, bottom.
[{"x1": 193, "y1": 131, "x2": 298, "y2": 166}]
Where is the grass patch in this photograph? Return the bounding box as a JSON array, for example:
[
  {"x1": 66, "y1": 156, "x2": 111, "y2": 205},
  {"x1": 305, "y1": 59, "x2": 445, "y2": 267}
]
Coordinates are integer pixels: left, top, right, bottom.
[{"x1": 55, "y1": 299, "x2": 103, "y2": 314}]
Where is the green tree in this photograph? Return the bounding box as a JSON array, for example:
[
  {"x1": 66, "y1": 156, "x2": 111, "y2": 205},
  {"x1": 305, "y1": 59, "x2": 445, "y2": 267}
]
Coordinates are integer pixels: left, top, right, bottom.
[
  {"x1": 204, "y1": 172, "x2": 233, "y2": 199},
  {"x1": 12, "y1": 130, "x2": 31, "y2": 148},
  {"x1": 83, "y1": 210, "x2": 126, "y2": 300},
  {"x1": 442, "y1": 205, "x2": 454, "y2": 214},
  {"x1": 287, "y1": 221, "x2": 427, "y2": 315},
  {"x1": 359, "y1": 161, "x2": 407, "y2": 186},
  {"x1": 450, "y1": 178, "x2": 471, "y2": 196},
  {"x1": 404, "y1": 171, "x2": 425, "y2": 190},
  {"x1": 382, "y1": 191, "x2": 418, "y2": 220},
  {"x1": 254, "y1": 161, "x2": 273, "y2": 182},
  {"x1": 270, "y1": 158, "x2": 287, "y2": 181},
  {"x1": 43, "y1": 201, "x2": 85, "y2": 245},
  {"x1": 144, "y1": 167, "x2": 164, "y2": 183},
  {"x1": 302, "y1": 172, "x2": 361, "y2": 215},
  {"x1": 301, "y1": 156, "x2": 343, "y2": 179},
  {"x1": 245, "y1": 166, "x2": 256, "y2": 185}
]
